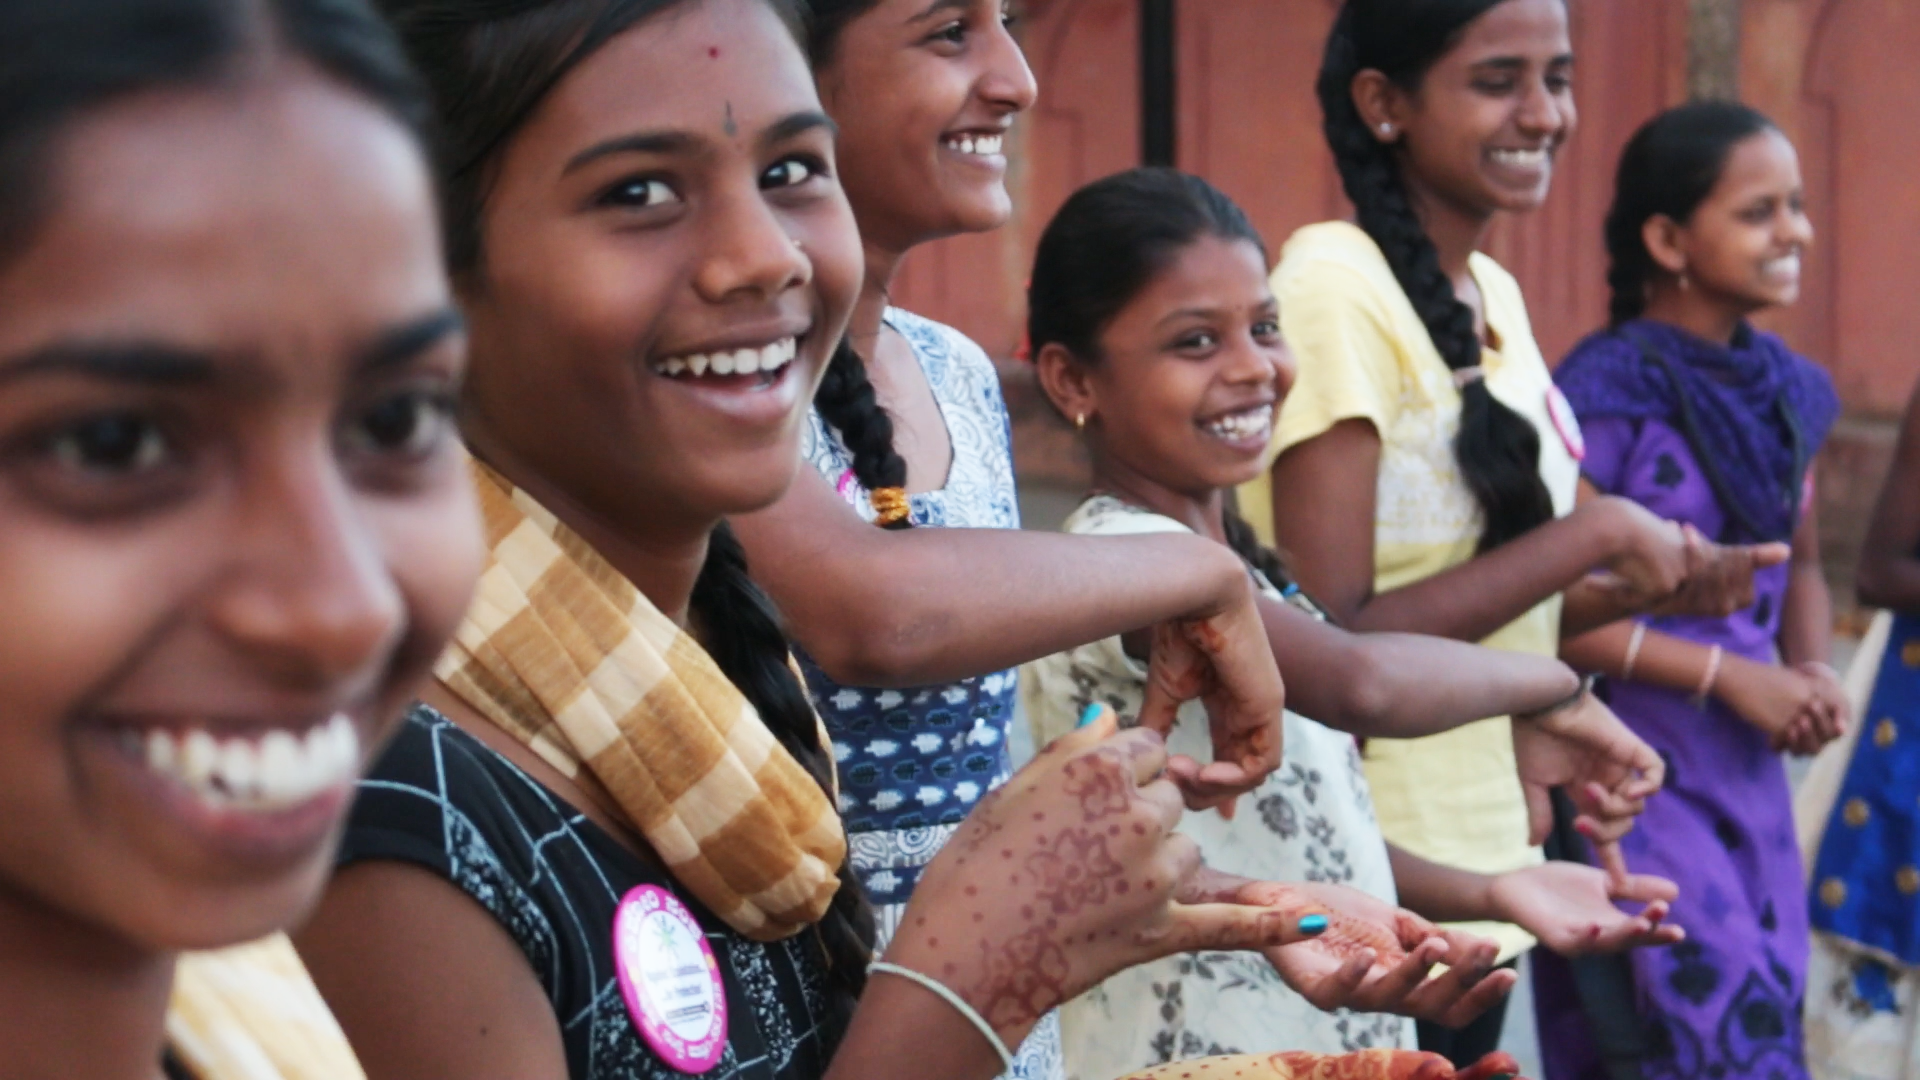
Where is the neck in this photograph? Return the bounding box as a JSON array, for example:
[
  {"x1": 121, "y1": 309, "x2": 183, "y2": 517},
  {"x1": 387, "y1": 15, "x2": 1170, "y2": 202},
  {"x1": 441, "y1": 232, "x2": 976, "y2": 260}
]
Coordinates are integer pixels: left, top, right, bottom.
[
  {"x1": 0, "y1": 884, "x2": 176, "y2": 1080},
  {"x1": 1089, "y1": 448, "x2": 1231, "y2": 545},
  {"x1": 465, "y1": 433, "x2": 711, "y2": 628},
  {"x1": 849, "y1": 237, "x2": 906, "y2": 355},
  {"x1": 1399, "y1": 169, "x2": 1497, "y2": 283},
  {"x1": 1638, "y1": 284, "x2": 1748, "y2": 346}
]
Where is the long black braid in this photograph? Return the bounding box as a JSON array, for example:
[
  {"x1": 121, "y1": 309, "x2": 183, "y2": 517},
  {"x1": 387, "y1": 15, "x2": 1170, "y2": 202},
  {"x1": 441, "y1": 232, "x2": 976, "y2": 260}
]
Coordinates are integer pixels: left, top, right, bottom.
[
  {"x1": 691, "y1": 525, "x2": 873, "y2": 1021},
  {"x1": 1317, "y1": 0, "x2": 1558, "y2": 552},
  {"x1": 815, "y1": 338, "x2": 913, "y2": 529}
]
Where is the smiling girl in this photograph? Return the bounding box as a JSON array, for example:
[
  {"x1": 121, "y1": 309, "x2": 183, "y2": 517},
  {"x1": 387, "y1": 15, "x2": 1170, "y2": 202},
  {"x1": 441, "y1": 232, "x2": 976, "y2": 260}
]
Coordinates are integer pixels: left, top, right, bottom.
[
  {"x1": 1253, "y1": 1, "x2": 1795, "y2": 1063},
  {"x1": 287, "y1": 2, "x2": 1330, "y2": 1078},
  {"x1": 1538, "y1": 101, "x2": 1844, "y2": 1080},
  {"x1": 1024, "y1": 167, "x2": 1684, "y2": 1079},
  {"x1": 0, "y1": 0, "x2": 484, "y2": 1076}
]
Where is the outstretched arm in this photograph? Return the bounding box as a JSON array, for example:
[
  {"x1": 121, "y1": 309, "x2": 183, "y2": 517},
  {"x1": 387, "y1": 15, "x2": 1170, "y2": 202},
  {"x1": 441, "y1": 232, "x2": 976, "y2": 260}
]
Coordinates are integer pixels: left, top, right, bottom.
[
  {"x1": 1255, "y1": 592, "x2": 1579, "y2": 738},
  {"x1": 1268, "y1": 421, "x2": 1699, "y2": 642},
  {"x1": 733, "y1": 467, "x2": 1252, "y2": 688}
]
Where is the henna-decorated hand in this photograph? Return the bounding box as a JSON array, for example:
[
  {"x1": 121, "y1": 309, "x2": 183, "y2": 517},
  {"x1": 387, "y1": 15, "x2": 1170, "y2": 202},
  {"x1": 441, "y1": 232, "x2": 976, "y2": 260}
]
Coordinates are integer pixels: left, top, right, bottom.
[
  {"x1": 1182, "y1": 871, "x2": 1515, "y2": 1029},
  {"x1": 1511, "y1": 691, "x2": 1662, "y2": 869},
  {"x1": 1138, "y1": 581, "x2": 1286, "y2": 815},
  {"x1": 1487, "y1": 861, "x2": 1683, "y2": 956},
  {"x1": 880, "y1": 707, "x2": 1320, "y2": 1056},
  {"x1": 1116, "y1": 1048, "x2": 1525, "y2": 1080}
]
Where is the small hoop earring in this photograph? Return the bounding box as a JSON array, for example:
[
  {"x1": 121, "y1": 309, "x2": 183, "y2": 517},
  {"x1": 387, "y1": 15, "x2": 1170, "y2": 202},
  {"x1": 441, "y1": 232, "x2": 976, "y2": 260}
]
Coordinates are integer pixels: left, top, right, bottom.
[{"x1": 1074, "y1": 413, "x2": 1087, "y2": 432}]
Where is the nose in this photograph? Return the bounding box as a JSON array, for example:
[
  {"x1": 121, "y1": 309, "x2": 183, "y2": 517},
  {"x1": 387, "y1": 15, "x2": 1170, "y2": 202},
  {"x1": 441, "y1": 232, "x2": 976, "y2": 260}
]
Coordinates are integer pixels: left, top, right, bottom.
[
  {"x1": 978, "y1": 19, "x2": 1038, "y2": 115},
  {"x1": 692, "y1": 186, "x2": 813, "y2": 304},
  {"x1": 1221, "y1": 335, "x2": 1278, "y2": 388},
  {"x1": 205, "y1": 443, "x2": 406, "y2": 689},
  {"x1": 1784, "y1": 205, "x2": 1815, "y2": 247},
  {"x1": 1515, "y1": 77, "x2": 1571, "y2": 142}
]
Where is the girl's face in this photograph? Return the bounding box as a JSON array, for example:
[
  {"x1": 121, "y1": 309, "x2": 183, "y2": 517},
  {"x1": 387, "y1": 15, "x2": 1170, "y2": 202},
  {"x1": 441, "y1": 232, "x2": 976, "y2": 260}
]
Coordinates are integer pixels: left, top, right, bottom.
[
  {"x1": 461, "y1": 0, "x2": 861, "y2": 536},
  {"x1": 815, "y1": 0, "x2": 1037, "y2": 253},
  {"x1": 1054, "y1": 236, "x2": 1293, "y2": 496},
  {"x1": 1665, "y1": 130, "x2": 1812, "y2": 313},
  {"x1": 1389, "y1": 0, "x2": 1576, "y2": 217},
  {"x1": 0, "y1": 71, "x2": 481, "y2": 951}
]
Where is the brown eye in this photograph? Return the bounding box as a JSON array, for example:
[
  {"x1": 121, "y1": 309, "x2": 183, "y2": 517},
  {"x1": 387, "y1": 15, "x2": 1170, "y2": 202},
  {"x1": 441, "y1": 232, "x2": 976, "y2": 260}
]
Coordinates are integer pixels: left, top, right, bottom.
[
  {"x1": 50, "y1": 414, "x2": 167, "y2": 476},
  {"x1": 345, "y1": 391, "x2": 455, "y2": 459}
]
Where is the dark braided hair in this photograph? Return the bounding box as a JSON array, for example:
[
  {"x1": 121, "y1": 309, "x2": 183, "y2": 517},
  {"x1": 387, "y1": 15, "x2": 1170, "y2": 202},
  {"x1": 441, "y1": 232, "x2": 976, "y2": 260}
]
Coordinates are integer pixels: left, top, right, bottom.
[
  {"x1": 1028, "y1": 167, "x2": 1295, "y2": 588},
  {"x1": 375, "y1": 0, "x2": 874, "y2": 1024},
  {"x1": 1318, "y1": 0, "x2": 1558, "y2": 552},
  {"x1": 796, "y1": 0, "x2": 913, "y2": 528},
  {"x1": 816, "y1": 339, "x2": 913, "y2": 528},
  {"x1": 692, "y1": 525, "x2": 875, "y2": 1010},
  {"x1": 1604, "y1": 101, "x2": 1777, "y2": 326},
  {"x1": 0, "y1": 0, "x2": 428, "y2": 266}
]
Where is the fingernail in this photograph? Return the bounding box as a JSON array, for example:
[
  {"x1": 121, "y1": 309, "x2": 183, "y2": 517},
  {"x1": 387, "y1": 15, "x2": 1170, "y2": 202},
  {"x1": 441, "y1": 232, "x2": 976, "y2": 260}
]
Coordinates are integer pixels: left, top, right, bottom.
[
  {"x1": 1078, "y1": 703, "x2": 1106, "y2": 729},
  {"x1": 1298, "y1": 915, "x2": 1329, "y2": 935}
]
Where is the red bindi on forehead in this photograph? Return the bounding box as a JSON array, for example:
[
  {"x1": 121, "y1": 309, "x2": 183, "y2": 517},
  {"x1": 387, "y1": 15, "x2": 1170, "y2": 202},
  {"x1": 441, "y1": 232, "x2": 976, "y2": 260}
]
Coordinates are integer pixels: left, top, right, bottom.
[{"x1": 709, "y1": 46, "x2": 721, "y2": 58}]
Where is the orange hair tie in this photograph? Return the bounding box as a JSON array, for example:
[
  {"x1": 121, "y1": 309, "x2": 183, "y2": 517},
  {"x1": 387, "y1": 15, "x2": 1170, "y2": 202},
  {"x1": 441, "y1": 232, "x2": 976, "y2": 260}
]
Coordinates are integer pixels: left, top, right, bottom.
[{"x1": 869, "y1": 487, "x2": 911, "y2": 527}]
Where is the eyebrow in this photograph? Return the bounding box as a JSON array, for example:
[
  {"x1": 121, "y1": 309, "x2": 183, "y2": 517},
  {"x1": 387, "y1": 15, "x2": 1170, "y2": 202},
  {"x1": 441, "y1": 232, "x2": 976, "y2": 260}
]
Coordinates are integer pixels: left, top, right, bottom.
[
  {"x1": 561, "y1": 111, "x2": 836, "y2": 176},
  {"x1": 0, "y1": 342, "x2": 216, "y2": 388},
  {"x1": 0, "y1": 307, "x2": 463, "y2": 389},
  {"x1": 1470, "y1": 53, "x2": 1575, "y2": 72},
  {"x1": 563, "y1": 130, "x2": 701, "y2": 176},
  {"x1": 908, "y1": 0, "x2": 973, "y2": 25},
  {"x1": 358, "y1": 307, "x2": 465, "y2": 374}
]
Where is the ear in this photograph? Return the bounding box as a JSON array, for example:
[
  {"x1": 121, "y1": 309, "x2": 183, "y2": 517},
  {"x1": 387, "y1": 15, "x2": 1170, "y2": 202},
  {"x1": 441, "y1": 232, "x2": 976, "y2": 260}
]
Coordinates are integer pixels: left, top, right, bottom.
[
  {"x1": 1350, "y1": 68, "x2": 1411, "y2": 145},
  {"x1": 1033, "y1": 342, "x2": 1100, "y2": 429},
  {"x1": 1640, "y1": 214, "x2": 1690, "y2": 276}
]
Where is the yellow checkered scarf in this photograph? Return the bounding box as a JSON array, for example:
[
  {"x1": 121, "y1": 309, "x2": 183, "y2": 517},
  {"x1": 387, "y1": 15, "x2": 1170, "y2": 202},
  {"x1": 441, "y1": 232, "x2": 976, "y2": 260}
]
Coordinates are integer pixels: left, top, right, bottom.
[
  {"x1": 433, "y1": 461, "x2": 847, "y2": 941},
  {"x1": 167, "y1": 935, "x2": 364, "y2": 1080}
]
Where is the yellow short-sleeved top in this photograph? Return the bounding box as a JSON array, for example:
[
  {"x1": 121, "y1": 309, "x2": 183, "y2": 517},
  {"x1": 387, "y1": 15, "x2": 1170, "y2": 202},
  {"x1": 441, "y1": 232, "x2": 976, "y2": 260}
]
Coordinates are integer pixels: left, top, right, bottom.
[{"x1": 1240, "y1": 221, "x2": 1582, "y2": 960}]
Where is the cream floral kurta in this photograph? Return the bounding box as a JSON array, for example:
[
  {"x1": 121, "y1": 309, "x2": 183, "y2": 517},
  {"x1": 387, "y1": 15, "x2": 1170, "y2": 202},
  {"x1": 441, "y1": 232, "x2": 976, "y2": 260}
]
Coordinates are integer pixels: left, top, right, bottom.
[{"x1": 1021, "y1": 497, "x2": 1414, "y2": 1080}]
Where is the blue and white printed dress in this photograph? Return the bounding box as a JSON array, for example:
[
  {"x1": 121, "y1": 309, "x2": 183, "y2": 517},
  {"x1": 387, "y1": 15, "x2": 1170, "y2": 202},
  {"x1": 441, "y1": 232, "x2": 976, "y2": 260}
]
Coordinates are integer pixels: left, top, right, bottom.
[{"x1": 796, "y1": 308, "x2": 1061, "y2": 1080}]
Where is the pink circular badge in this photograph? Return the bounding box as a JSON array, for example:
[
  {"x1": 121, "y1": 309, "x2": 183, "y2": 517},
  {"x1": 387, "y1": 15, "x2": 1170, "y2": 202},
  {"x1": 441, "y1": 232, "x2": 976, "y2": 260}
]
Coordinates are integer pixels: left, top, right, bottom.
[
  {"x1": 1545, "y1": 384, "x2": 1587, "y2": 462},
  {"x1": 613, "y1": 885, "x2": 728, "y2": 1073}
]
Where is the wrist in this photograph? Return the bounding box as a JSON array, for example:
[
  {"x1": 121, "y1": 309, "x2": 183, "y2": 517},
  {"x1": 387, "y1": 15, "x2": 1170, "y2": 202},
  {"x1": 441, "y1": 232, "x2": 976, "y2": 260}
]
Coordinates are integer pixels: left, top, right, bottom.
[
  {"x1": 1517, "y1": 674, "x2": 1594, "y2": 724},
  {"x1": 1190, "y1": 537, "x2": 1254, "y2": 619}
]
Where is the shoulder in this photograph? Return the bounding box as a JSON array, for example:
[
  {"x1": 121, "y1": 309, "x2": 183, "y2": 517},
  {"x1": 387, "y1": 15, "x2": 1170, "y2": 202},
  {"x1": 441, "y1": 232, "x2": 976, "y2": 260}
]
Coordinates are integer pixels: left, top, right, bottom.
[
  {"x1": 1274, "y1": 221, "x2": 1398, "y2": 301},
  {"x1": 1062, "y1": 495, "x2": 1193, "y2": 538},
  {"x1": 886, "y1": 307, "x2": 992, "y2": 373},
  {"x1": 1469, "y1": 251, "x2": 1544, "y2": 353},
  {"x1": 343, "y1": 705, "x2": 573, "y2": 880}
]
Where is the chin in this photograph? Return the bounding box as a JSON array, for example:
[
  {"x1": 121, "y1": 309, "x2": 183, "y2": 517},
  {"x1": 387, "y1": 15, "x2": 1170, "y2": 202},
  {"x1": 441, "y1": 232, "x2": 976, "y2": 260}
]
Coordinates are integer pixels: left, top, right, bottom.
[{"x1": 121, "y1": 861, "x2": 331, "y2": 954}]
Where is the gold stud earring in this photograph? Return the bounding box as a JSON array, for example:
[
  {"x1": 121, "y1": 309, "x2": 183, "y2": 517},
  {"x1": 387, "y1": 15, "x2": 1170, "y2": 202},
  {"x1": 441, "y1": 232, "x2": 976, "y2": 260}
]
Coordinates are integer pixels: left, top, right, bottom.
[{"x1": 1074, "y1": 413, "x2": 1087, "y2": 432}]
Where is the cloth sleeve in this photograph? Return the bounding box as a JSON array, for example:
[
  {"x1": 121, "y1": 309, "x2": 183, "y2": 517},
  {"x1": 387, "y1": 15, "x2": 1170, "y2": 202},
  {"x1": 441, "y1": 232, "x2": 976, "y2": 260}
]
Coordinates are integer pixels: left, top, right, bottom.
[
  {"x1": 1272, "y1": 261, "x2": 1406, "y2": 457},
  {"x1": 1575, "y1": 416, "x2": 1641, "y2": 496}
]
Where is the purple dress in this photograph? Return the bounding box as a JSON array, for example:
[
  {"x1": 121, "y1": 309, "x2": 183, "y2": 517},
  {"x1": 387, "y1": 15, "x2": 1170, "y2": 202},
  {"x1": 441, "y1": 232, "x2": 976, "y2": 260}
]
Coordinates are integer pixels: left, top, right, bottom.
[{"x1": 1534, "y1": 320, "x2": 1839, "y2": 1080}]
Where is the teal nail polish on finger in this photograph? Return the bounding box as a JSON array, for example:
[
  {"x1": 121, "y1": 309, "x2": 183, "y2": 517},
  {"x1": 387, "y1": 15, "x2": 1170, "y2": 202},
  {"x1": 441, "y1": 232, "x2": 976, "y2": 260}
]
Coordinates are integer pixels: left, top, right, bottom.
[
  {"x1": 1298, "y1": 914, "x2": 1328, "y2": 935},
  {"x1": 1078, "y1": 703, "x2": 1105, "y2": 729}
]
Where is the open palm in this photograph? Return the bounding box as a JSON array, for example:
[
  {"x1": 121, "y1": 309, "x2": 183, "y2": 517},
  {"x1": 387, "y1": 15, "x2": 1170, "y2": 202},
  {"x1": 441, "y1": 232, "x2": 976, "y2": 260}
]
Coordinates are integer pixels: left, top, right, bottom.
[
  {"x1": 1205, "y1": 876, "x2": 1516, "y2": 1029},
  {"x1": 1488, "y1": 861, "x2": 1683, "y2": 956}
]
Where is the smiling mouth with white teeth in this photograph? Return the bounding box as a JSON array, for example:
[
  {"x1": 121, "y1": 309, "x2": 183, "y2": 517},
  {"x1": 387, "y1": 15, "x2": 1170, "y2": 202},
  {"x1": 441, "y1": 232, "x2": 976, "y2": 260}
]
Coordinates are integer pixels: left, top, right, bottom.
[
  {"x1": 1489, "y1": 147, "x2": 1552, "y2": 169},
  {"x1": 943, "y1": 132, "x2": 1005, "y2": 158},
  {"x1": 123, "y1": 713, "x2": 361, "y2": 814},
  {"x1": 651, "y1": 337, "x2": 797, "y2": 381},
  {"x1": 1202, "y1": 405, "x2": 1275, "y2": 445}
]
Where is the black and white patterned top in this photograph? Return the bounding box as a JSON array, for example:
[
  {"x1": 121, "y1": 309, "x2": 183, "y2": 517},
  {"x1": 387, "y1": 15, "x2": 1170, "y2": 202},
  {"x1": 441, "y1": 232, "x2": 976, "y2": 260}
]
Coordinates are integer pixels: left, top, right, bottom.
[{"x1": 340, "y1": 706, "x2": 843, "y2": 1079}]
